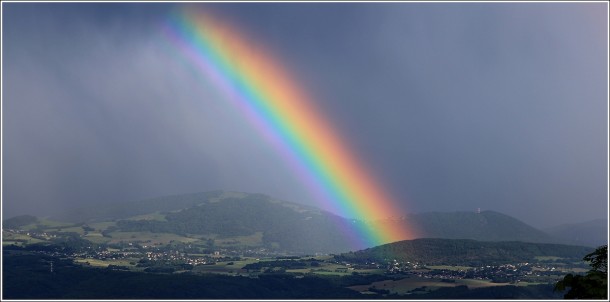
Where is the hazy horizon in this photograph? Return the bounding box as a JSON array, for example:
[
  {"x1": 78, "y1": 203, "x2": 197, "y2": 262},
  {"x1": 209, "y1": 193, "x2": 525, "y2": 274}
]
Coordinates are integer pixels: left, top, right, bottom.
[{"x1": 3, "y1": 2, "x2": 608, "y2": 230}]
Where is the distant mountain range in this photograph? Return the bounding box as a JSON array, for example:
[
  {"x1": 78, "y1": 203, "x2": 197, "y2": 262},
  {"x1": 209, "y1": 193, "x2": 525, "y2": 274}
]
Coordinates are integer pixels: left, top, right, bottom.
[{"x1": 6, "y1": 191, "x2": 606, "y2": 253}]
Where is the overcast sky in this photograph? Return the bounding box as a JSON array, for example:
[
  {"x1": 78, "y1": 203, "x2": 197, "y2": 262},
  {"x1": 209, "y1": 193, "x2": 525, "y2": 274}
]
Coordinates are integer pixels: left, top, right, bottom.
[{"x1": 2, "y1": 2, "x2": 607, "y2": 228}]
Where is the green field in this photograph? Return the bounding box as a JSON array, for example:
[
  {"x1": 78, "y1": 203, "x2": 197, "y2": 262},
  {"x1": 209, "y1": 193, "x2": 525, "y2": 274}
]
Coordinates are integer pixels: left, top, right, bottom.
[{"x1": 2, "y1": 231, "x2": 47, "y2": 245}]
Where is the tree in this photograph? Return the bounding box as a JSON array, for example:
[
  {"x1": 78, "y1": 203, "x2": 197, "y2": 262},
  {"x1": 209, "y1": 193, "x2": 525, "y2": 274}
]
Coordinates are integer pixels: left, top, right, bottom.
[
  {"x1": 584, "y1": 245, "x2": 607, "y2": 274},
  {"x1": 555, "y1": 245, "x2": 607, "y2": 299}
]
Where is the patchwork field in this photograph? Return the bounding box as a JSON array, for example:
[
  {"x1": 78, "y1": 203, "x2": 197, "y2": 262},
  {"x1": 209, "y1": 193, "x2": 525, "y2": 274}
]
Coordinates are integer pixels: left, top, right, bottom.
[{"x1": 2, "y1": 231, "x2": 46, "y2": 245}]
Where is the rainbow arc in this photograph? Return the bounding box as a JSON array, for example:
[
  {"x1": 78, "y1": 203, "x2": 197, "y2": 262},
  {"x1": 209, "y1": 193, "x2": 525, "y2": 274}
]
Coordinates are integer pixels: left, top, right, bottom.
[{"x1": 164, "y1": 7, "x2": 415, "y2": 247}]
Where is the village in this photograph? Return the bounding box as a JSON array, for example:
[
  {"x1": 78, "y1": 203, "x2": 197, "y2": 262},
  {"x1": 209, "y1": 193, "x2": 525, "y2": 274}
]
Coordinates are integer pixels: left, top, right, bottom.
[{"x1": 383, "y1": 259, "x2": 571, "y2": 284}]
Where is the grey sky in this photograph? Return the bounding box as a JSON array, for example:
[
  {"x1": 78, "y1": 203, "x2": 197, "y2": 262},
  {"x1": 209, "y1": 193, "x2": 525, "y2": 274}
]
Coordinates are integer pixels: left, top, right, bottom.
[{"x1": 2, "y1": 2, "x2": 607, "y2": 228}]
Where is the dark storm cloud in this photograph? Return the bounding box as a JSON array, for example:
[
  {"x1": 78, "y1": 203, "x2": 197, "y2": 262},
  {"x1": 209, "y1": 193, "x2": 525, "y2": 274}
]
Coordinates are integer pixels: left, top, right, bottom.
[{"x1": 2, "y1": 3, "x2": 607, "y2": 228}]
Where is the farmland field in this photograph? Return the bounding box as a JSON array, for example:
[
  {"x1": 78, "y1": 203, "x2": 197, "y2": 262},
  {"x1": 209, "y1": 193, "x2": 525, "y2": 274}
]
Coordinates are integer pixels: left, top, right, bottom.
[{"x1": 2, "y1": 231, "x2": 46, "y2": 245}]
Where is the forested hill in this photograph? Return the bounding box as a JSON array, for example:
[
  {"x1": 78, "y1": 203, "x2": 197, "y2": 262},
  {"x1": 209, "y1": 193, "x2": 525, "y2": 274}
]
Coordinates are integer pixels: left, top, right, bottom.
[{"x1": 335, "y1": 238, "x2": 594, "y2": 266}]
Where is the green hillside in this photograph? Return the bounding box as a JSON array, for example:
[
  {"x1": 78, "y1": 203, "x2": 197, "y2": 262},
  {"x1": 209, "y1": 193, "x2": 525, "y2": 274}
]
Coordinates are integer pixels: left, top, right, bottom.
[{"x1": 335, "y1": 238, "x2": 594, "y2": 266}]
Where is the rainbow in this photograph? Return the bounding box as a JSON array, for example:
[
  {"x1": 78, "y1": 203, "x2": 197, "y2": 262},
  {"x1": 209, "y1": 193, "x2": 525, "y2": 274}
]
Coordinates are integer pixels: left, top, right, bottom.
[{"x1": 163, "y1": 7, "x2": 414, "y2": 247}]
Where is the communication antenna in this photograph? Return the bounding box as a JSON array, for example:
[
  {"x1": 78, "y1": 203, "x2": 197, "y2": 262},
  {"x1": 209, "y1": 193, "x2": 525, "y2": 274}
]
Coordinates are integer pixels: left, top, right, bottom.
[{"x1": 50, "y1": 261, "x2": 54, "y2": 273}]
